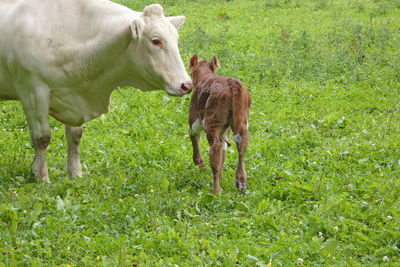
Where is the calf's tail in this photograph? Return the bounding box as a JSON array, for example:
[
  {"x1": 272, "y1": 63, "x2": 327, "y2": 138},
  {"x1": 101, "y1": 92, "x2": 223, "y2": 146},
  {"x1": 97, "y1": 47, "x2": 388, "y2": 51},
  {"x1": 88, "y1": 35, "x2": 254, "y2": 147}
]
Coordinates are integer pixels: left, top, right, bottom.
[{"x1": 231, "y1": 81, "x2": 250, "y2": 144}]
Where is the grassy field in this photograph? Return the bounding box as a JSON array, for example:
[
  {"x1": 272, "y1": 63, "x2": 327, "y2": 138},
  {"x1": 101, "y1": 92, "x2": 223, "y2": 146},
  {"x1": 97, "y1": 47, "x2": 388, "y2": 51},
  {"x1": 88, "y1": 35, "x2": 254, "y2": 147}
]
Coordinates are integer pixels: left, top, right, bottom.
[{"x1": 1, "y1": 0, "x2": 400, "y2": 265}]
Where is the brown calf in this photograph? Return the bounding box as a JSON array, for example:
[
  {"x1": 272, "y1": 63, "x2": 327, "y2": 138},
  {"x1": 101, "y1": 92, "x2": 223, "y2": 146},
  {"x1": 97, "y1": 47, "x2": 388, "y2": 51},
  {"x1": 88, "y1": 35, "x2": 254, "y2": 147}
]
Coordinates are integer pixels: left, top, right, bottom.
[{"x1": 188, "y1": 54, "x2": 251, "y2": 194}]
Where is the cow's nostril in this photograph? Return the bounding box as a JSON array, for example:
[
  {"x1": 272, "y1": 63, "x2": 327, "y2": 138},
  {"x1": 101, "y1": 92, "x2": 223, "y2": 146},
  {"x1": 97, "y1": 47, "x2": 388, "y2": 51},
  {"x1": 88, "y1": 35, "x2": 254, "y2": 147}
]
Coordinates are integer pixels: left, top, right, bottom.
[
  {"x1": 184, "y1": 82, "x2": 193, "y2": 90},
  {"x1": 179, "y1": 81, "x2": 193, "y2": 95}
]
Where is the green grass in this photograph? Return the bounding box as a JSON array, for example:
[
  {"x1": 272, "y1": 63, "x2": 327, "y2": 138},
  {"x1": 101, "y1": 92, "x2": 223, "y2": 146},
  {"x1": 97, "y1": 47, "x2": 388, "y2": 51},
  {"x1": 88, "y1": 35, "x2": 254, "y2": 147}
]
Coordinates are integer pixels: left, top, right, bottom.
[{"x1": 1, "y1": 0, "x2": 400, "y2": 265}]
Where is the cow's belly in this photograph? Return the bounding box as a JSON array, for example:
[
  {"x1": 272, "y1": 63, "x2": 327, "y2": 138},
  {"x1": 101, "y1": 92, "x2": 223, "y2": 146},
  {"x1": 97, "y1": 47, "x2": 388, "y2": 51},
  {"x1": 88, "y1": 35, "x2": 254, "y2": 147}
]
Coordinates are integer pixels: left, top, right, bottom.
[
  {"x1": 0, "y1": 63, "x2": 18, "y2": 100},
  {"x1": 49, "y1": 87, "x2": 112, "y2": 126},
  {"x1": 0, "y1": 85, "x2": 17, "y2": 100}
]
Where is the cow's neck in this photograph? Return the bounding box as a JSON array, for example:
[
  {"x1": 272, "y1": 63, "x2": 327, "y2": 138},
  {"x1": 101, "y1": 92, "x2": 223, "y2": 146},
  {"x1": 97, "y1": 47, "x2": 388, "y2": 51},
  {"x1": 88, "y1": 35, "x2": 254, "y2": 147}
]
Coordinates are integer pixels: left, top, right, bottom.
[
  {"x1": 48, "y1": 10, "x2": 136, "y2": 126},
  {"x1": 72, "y1": 17, "x2": 134, "y2": 93}
]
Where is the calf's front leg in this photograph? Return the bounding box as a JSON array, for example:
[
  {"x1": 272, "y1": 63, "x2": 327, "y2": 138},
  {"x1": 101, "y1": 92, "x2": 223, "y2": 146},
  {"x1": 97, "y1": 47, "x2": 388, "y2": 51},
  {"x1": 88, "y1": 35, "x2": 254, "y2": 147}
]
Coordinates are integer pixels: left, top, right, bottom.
[{"x1": 65, "y1": 125, "x2": 83, "y2": 179}]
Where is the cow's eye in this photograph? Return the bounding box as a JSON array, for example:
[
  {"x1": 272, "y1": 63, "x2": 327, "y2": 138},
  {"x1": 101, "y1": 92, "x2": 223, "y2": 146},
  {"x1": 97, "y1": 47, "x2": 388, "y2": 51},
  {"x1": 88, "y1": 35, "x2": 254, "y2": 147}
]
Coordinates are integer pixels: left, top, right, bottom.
[{"x1": 151, "y1": 38, "x2": 163, "y2": 48}]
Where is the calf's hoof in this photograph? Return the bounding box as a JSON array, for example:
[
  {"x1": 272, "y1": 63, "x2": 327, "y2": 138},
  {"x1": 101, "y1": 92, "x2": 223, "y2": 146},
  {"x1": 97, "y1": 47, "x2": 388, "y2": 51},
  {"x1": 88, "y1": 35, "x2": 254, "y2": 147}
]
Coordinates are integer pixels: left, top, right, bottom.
[
  {"x1": 212, "y1": 186, "x2": 221, "y2": 195},
  {"x1": 212, "y1": 189, "x2": 221, "y2": 195},
  {"x1": 194, "y1": 159, "x2": 205, "y2": 168},
  {"x1": 236, "y1": 181, "x2": 247, "y2": 194}
]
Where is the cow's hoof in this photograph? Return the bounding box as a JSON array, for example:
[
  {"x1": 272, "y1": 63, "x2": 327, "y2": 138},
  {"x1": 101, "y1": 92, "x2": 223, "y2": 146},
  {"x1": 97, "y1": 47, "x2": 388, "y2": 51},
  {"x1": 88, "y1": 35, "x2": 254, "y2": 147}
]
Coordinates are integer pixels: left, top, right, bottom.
[
  {"x1": 236, "y1": 181, "x2": 247, "y2": 194},
  {"x1": 67, "y1": 164, "x2": 83, "y2": 180},
  {"x1": 39, "y1": 176, "x2": 51, "y2": 184},
  {"x1": 68, "y1": 170, "x2": 82, "y2": 180}
]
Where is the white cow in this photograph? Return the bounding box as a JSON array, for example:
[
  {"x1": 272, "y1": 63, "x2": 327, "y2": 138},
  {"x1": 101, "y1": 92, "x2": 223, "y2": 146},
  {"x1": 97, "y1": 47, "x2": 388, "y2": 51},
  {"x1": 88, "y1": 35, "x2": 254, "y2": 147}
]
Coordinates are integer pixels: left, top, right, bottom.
[{"x1": 0, "y1": 0, "x2": 192, "y2": 183}]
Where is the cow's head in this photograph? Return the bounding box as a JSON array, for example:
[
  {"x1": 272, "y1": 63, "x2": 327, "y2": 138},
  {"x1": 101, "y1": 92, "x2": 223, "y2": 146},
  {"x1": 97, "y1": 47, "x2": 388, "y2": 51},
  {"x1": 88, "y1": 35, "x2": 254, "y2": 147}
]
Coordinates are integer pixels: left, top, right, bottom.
[{"x1": 127, "y1": 4, "x2": 192, "y2": 96}]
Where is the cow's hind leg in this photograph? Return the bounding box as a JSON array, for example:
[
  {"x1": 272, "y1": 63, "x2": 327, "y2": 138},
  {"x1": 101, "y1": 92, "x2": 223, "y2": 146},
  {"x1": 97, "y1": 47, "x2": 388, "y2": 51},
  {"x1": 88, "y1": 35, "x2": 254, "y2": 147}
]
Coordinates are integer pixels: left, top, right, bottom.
[
  {"x1": 65, "y1": 125, "x2": 83, "y2": 179},
  {"x1": 19, "y1": 86, "x2": 51, "y2": 183},
  {"x1": 234, "y1": 127, "x2": 249, "y2": 194}
]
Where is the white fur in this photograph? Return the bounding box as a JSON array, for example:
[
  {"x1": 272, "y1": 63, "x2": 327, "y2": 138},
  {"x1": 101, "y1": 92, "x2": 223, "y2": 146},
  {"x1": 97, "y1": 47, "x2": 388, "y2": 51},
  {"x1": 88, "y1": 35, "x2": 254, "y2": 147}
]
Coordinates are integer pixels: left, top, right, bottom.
[
  {"x1": 190, "y1": 119, "x2": 204, "y2": 135},
  {"x1": 0, "y1": 1, "x2": 190, "y2": 126},
  {"x1": 0, "y1": 1, "x2": 190, "y2": 183},
  {"x1": 233, "y1": 134, "x2": 242, "y2": 144},
  {"x1": 66, "y1": 126, "x2": 83, "y2": 179},
  {"x1": 221, "y1": 141, "x2": 228, "y2": 151}
]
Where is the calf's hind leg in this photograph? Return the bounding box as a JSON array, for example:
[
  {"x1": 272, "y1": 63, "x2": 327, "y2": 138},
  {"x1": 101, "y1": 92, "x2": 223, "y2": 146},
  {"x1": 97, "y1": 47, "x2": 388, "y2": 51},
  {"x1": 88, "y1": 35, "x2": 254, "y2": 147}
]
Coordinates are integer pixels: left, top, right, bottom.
[
  {"x1": 219, "y1": 129, "x2": 231, "y2": 179},
  {"x1": 65, "y1": 125, "x2": 83, "y2": 179},
  {"x1": 190, "y1": 133, "x2": 205, "y2": 167},
  {"x1": 234, "y1": 127, "x2": 249, "y2": 194},
  {"x1": 206, "y1": 132, "x2": 223, "y2": 194}
]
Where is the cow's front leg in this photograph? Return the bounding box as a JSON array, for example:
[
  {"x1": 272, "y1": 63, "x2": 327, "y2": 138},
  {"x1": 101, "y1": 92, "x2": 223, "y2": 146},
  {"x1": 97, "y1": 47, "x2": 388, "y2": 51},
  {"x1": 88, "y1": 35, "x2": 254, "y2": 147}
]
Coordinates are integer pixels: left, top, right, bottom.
[
  {"x1": 190, "y1": 133, "x2": 204, "y2": 167},
  {"x1": 19, "y1": 85, "x2": 51, "y2": 183},
  {"x1": 31, "y1": 132, "x2": 51, "y2": 183},
  {"x1": 207, "y1": 132, "x2": 222, "y2": 194},
  {"x1": 65, "y1": 125, "x2": 83, "y2": 179}
]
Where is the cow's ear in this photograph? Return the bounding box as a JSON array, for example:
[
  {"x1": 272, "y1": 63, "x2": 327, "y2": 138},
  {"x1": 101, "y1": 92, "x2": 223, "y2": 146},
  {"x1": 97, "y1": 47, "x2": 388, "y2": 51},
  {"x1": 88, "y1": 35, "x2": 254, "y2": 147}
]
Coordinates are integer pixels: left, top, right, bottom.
[
  {"x1": 189, "y1": 54, "x2": 198, "y2": 69},
  {"x1": 143, "y1": 4, "x2": 164, "y2": 17},
  {"x1": 130, "y1": 18, "x2": 144, "y2": 39},
  {"x1": 211, "y1": 55, "x2": 220, "y2": 71},
  {"x1": 167, "y1": 16, "x2": 185, "y2": 29}
]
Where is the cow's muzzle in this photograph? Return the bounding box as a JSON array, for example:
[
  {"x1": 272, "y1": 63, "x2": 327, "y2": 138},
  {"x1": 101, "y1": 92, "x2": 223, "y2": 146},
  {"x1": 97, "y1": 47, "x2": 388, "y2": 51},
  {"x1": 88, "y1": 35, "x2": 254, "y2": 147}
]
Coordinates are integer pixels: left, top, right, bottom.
[{"x1": 179, "y1": 81, "x2": 193, "y2": 95}]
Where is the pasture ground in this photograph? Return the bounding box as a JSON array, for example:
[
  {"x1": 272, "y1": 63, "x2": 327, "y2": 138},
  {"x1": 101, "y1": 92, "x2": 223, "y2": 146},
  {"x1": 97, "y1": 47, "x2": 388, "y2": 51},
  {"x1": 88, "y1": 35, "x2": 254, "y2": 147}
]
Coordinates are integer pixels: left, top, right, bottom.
[{"x1": 1, "y1": 0, "x2": 400, "y2": 265}]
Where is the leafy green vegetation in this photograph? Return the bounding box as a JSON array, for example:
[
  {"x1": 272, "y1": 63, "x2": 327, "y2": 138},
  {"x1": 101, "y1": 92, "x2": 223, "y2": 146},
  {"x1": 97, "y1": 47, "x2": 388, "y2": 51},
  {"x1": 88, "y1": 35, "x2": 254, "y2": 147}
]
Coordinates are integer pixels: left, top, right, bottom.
[{"x1": 1, "y1": 0, "x2": 399, "y2": 265}]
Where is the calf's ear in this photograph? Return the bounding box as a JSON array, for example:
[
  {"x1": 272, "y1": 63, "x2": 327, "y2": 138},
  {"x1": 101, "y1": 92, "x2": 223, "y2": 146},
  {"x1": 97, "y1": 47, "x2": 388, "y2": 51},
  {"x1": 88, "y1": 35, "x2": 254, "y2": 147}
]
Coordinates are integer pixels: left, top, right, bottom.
[
  {"x1": 130, "y1": 18, "x2": 144, "y2": 39},
  {"x1": 211, "y1": 55, "x2": 220, "y2": 71},
  {"x1": 167, "y1": 16, "x2": 186, "y2": 29},
  {"x1": 189, "y1": 54, "x2": 198, "y2": 69}
]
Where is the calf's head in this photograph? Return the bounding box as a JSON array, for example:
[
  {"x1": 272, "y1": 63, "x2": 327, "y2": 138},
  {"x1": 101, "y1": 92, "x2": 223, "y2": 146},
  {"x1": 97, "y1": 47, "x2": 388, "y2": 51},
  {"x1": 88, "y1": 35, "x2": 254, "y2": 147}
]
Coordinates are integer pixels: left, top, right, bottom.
[
  {"x1": 127, "y1": 4, "x2": 192, "y2": 96},
  {"x1": 189, "y1": 54, "x2": 220, "y2": 85}
]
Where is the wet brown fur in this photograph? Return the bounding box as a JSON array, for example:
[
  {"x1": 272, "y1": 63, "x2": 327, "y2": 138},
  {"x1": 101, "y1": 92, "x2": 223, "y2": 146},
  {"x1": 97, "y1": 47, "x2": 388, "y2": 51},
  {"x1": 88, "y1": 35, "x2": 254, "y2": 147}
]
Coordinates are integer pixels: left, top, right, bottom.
[{"x1": 188, "y1": 54, "x2": 251, "y2": 194}]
